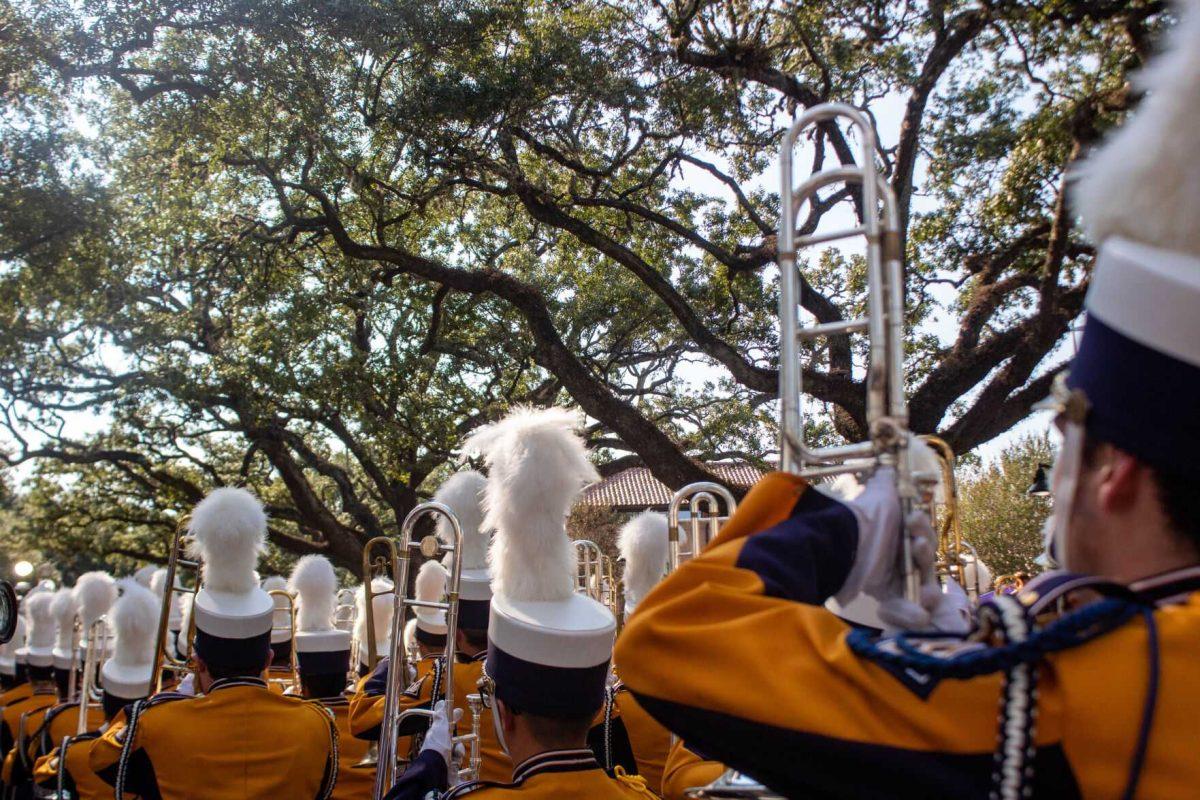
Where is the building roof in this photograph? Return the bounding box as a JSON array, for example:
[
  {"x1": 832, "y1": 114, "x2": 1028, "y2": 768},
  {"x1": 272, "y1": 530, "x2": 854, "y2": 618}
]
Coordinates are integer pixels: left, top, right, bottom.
[{"x1": 578, "y1": 463, "x2": 765, "y2": 511}]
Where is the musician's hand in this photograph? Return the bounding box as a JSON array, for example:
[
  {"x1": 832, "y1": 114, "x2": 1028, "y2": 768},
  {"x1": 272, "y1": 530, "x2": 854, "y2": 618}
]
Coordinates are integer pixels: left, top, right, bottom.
[{"x1": 419, "y1": 701, "x2": 463, "y2": 766}]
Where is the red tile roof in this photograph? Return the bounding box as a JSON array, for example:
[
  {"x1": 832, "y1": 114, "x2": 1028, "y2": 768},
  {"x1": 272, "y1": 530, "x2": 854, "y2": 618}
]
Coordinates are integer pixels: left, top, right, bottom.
[{"x1": 578, "y1": 464, "x2": 765, "y2": 511}]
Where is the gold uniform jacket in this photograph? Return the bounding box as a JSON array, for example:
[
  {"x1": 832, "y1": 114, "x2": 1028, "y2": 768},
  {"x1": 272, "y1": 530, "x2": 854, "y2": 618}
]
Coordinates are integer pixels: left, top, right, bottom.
[
  {"x1": 34, "y1": 730, "x2": 140, "y2": 800},
  {"x1": 588, "y1": 682, "x2": 671, "y2": 793},
  {"x1": 659, "y1": 740, "x2": 722, "y2": 800},
  {"x1": 31, "y1": 701, "x2": 107, "y2": 761},
  {"x1": 385, "y1": 748, "x2": 656, "y2": 799},
  {"x1": 89, "y1": 677, "x2": 338, "y2": 799},
  {"x1": 616, "y1": 471, "x2": 1200, "y2": 799},
  {"x1": 1, "y1": 691, "x2": 57, "y2": 786},
  {"x1": 351, "y1": 652, "x2": 511, "y2": 783},
  {"x1": 322, "y1": 696, "x2": 375, "y2": 800}
]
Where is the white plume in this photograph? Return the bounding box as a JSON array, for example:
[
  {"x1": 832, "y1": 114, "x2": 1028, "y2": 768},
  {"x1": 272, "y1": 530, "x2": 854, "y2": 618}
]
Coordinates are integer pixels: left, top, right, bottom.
[
  {"x1": 353, "y1": 578, "x2": 394, "y2": 660},
  {"x1": 133, "y1": 566, "x2": 157, "y2": 588},
  {"x1": 403, "y1": 618, "x2": 417, "y2": 654},
  {"x1": 289, "y1": 555, "x2": 338, "y2": 633},
  {"x1": 433, "y1": 471, "x2": 490, "y2": 570},
  {"x1": 262, "y1": 575, "x2": 287, "y2": 592},
  {"x1": 25, "y1": 592, "x2": 56, "y2": 649},
  {"x1": 109, "y1": 580, "x2": 160, "y2": 669},
  {"x1": 51, "y1": 588, "x2": 77, "y2": 651},
  {"x1": 73, "y1": 572, "x2": 117, "y2": 627},
  {"x1": 618, "y1": 512, "x2": 669, "y2": 609},
  {"x1": 186, "y1": 487, "x2": 267, "y2": 593},
  {"x1": 464, "y1": 406, "x2": 599, "y2": 602},
  {"x1": 1073, "y1": 0, "x2": 1200, "y2": 255},
  {"x1": 149, "y1": 568, "x2": 168, "y2": 597},
  {"x1": 415, "y1": 560, "x2": 449, "y2": 603},
  {"x1": 178, "y1": 592, "x2": 194, "y2": 656}
]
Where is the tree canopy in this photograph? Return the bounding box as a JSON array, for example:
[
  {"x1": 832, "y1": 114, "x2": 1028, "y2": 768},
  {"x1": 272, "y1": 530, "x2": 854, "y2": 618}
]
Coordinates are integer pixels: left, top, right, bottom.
[{"x1": 0, "y1": 0, "x2": 1166, "y2": 572}]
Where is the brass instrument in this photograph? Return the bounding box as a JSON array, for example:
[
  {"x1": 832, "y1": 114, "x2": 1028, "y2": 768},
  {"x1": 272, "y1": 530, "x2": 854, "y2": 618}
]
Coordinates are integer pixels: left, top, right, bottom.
[
  {"x1": 266, "y1": 588, "x2": 298, "y2": 691},
  {"x1": 919, "y1": 436, "x2": 988, "y2": 600},
  {"x1": 335, "y1": 588, "x2": 359, "y2": 684},
  {"x1": 75, "y1": 615, "x2": 107, "y2": 734},
  {"x1": 667, "y1": 483, "x2": 738, "y2": 573},
  {"x1": 686, "y1": 772, "x2": 785, "y2": 799},
  {"x1": 373, "y1": 501, "x2": 465, "y2": 798},
  {"x1": 777, "y1": 103, "x2": 925, "y2": 604},
  {"x1": 360, "y1": 540, "x2": 399, "y2": 675},
  {"x1": 573, "y1": 540, "x2": 605, "y2": 602},
  {"x1": 392, "y1": 698, "x2": 484, "y2": 786},
  {"x1": 152, "y1": 516, "x2": 200, "y2": 694}
]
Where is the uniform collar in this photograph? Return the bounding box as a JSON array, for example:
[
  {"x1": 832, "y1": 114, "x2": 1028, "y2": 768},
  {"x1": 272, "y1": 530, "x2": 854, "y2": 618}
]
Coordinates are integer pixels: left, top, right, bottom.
[
  {"x1": 456, "y1": 650, "x2": 487, "y2": 664},
  {"x1": 208, "y1": 677, "x2": 268, "y2": 693},
  {"x1": 318, "y1": 695, "x2": 349, "y2": 707},
  {"x1": 1128, "y1": 564, "x2": 1200, "y2": 605},
  {"x1": 512, "y1": 748, "x2": 601, "y2": 783}
]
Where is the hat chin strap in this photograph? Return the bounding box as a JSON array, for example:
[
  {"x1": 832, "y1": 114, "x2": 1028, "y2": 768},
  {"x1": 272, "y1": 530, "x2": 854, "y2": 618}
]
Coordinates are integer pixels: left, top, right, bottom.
[
  {"x1": 1047, "y1": 421, "x2": 1086, "y2": 572},
  {"x1": 492, "y1": 698, "x2": 511, "y2": 758}
]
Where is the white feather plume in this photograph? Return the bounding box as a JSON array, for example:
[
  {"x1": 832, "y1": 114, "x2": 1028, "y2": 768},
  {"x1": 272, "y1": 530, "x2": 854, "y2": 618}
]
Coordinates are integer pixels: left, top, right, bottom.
[
  {"x1": 109, "y1": 580, "x2": 160, "y2": 669},
  {"x1": 1073, "y1": 0, "x2": 1200, "y2": 255},
  {"x1": 186, "y1": 487, "x2": 267, "y2": 593},
  {"x1": 464, "y1": 406, "x2": 599, "y2": 602},
  {"x1": 262, "y1": 575, "x2": 287, "y2": 592},
  {"x1": 415, "y1": 560, "x2": 449, "y2": 603},
  {"x1": 133, "y1": 565, "x2": 156, "y2": 588},
  {"x1": 73, "y1": 572, "x2": 117, "y2": 627},
  {"x1": 24, "y1": 592, "x2": 56, "y2": 649},
  {"x1": 51, "y1": 588, "x2": 77, "y2": 651},
  {"x1": 289, "y1": 555, "x2": 338, "y2": 633},
  {"x1": 353, "y1": 578, "x2": 394, "y2": 659},
  {"x1": 403, "y1": 618, "x2": 417, "y2": 654},
  {"x1": 149, "y1": 568, "x2": 167, "y2": 597},
  {"x1": 433, "y1": 471, "x2": 490, "y2": 571},
  {"x1": 618, "y1": 512, "x2": 669, "y2": 609}
]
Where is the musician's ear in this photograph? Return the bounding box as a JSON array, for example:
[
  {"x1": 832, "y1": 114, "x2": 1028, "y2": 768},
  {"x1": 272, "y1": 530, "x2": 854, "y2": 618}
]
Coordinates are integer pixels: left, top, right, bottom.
[{"x1": 1096, "y1": 449, "x2": 1144, "y2": 514}]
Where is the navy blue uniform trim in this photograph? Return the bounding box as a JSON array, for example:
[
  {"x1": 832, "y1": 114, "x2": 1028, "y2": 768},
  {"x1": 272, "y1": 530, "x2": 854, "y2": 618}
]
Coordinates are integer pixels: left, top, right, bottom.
[
  {"x1": 632, "y1": 693, "x2": 1081, "y2": 800},
  {"x1": 734, "y1": 486, "x2": 857, "y2": 604}
]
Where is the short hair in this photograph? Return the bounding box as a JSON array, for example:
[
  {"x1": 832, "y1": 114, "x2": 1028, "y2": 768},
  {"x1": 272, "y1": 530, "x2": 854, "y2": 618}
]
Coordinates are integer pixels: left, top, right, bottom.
[
  {"x1": 202, "y1": 656, "x2": 267, "y2": 681},
  {"x1": 27, "y1": 665, "x2": 54, "y2": 682},
  {"x1": 300, "y1": 673, "x2": 348, "y2": 700},
  {"x1": 459, "y1": 628, "x2": 488, "y2": 650},
  {"x1": 521, "y1": 710, "x2": 596, "y2": 748}
]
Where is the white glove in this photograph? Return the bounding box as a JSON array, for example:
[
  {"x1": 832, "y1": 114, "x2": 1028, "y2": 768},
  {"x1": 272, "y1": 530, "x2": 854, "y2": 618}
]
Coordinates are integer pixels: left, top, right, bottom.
[
  {"x1": 177, "y1": 673, "x2": 197, "y2": 696},
  {"x1": 419, "y1": 700, "x2": 463, "y2": 765},
  {"x1": 832, "y1": 465, "x2": 969, "y2": 634}
]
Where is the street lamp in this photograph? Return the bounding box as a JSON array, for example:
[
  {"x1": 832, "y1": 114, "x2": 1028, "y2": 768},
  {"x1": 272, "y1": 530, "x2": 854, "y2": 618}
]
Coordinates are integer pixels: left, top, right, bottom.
[
  {"x1": 1026, "y1": 464, "x2": 1052, "y2": 498},
  {"x1": 12, "y1": 561, "x2": 33, "y2": 579}
]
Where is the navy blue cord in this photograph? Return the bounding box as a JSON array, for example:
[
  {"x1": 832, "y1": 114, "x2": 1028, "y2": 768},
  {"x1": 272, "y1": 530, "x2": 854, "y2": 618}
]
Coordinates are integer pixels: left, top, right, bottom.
[{"x1": 1121, "y1": 607, "x2": 1160, "y2": 800}]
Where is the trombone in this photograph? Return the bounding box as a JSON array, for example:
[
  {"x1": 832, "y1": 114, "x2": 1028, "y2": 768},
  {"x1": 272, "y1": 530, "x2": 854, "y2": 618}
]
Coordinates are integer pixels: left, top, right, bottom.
[
  {"x1": 573, "y1": 540, "x2": 605, "y2": 602},
  {"x1": 75, "y1": 615, "x2": 107, "y2": 734},
  {"x1": 152, "y1": 516, "x2": 201, "y2": 694},
  {"x1": 667, "y1": 483, "x2": 738, "y2": 573},
  {"x1": 777, "y1": 103, "x2": 928, "y2": 605},
  {"x1": 266, "y1": 588, "x2": 298, "y2": 691},
  {"x1": 373, "y1": 501, "x2": 466, "y2": 798}
]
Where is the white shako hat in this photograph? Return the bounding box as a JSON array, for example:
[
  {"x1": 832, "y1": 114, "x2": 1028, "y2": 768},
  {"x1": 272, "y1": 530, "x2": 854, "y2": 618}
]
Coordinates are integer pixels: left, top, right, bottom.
[
  {"x1": 149, "y1": 568, "x2": 182, "y2": 631},
  {"x1": 289, "y1": 555, "x2": 350, "y2": 676},
  {"x1": 23, "y1": 591, "x2": 57, "y2": 668},
  {"x1": 0, "y1": 613, "x2": 26, "y2": 676},
  {"x1": 73, "y1": 571, "x2": 117, "y2": 656},
  {"x1": 1059, "y1": 0, "x2": 1200, "y2": 480},
  {"x1": 186, "y1": 487, "x2": 274, "y2": 667},
  {"x1": 618, "y1": 511, "x2": 669, "y2": 614},
  {"x1": 132, "y1": 565, "x2": 157, "y2": 589},
  {"x1": 51, "y1": 587, "x2": 78, "y2": 670},
  {"x1": 434, "y1": 471, "x2": 492, "y2": 631},
  {"x1": 465, "y1": 407, "x2": 613, "y2": 719},
  {"x1": 353, "y1": 577, "x2": 394, "y2": 668},
  {"x1": 412, "y1": 560, "x2": 449, "y2": 646},
  {"x1": 101, "y1": 580, "x2": 159, "y2": 705}
]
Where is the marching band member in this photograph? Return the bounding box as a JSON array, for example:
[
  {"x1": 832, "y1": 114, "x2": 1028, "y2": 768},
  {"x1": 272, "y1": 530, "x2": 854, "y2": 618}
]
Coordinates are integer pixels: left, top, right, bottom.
[
  {"x1": 0, "y1": 591, "x2": 59, "y2": 796},
  {"x1": 29, "y1": 572, "x2": 115, "y2": 763},
  {"x1": 33, "y1": 579, "x2": 158, "y2": 800},
  {"x1": 616, "y1": 6, "x2": 1200, "y2": 796},
  {"x1": 385, "y1": 407, "x2": 651, "y2": 799},
  {"x1": 291, "y1": 554, "x2": 375, "y2": 800},
  {"x1": 89, "y1": 487, "x2": 340, "y2": 798},
  {"x1": 589, "y1": 512, "x2": 671, "y2": 793},
  {"x1": 49, "y1": 587, "x2": 78, "y2": 701},
  {"x1": 350, "y1": 471, "x2": 511, "y2": 781},
  {"x1": 132, "y1": 566, "x2": 156, "y2": 590}
]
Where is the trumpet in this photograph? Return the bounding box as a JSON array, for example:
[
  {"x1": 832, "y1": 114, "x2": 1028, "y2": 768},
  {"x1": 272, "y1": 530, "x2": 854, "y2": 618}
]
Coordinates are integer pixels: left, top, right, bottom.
[
  {"x1": 373, "y1": 501, "x2": 466, "y2": 798},
  {"x1": 777, "y1": 103, "x2": 926, "y2": 604},
  {"x1": 152, "y1": 516, "x2": 200, "y2": 694},
  {"x1": 392, "y1": 695, "x2": 484, "y2": 786},
  {"x1": 667, "y1": 483, "x2": 738, "y2": 573}
]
